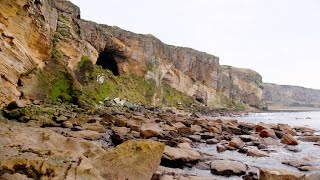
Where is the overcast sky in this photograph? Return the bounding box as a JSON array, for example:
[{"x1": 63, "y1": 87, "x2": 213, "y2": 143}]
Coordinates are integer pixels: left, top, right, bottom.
[{"x1": 72, "y1": 0, "x2": 320, "y2": 89}]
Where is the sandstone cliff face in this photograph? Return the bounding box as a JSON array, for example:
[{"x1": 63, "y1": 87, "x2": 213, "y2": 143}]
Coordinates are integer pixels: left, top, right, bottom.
[
  {"x1": 264, "y1": 83, "x2": 320, "y2": 110},
  {"x1": 0, "y1": 0, "x2": 264, "y2": 109}
]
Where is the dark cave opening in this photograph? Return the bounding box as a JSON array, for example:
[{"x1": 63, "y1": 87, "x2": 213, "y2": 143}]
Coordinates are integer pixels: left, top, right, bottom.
[{"x1": 96, "y1": 51, "x2": 120, "y2": 76}]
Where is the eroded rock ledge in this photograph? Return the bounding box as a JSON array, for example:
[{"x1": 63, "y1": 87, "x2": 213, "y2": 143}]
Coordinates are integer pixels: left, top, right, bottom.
[{"x1": 0, "y1": 0, "x2": 264, "y2": 109}]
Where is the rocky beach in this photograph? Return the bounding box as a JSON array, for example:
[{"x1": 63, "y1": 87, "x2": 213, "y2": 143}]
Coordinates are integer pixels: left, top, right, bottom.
[
  {"x1": 1, "y1": 0, "x2": 320, "y2": 179},
  {"x1": 1, "y1": 100, "x2": 320, "y2": 179}
]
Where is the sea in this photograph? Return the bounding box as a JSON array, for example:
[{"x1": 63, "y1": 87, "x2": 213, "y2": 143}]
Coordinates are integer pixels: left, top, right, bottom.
[{"x1": 237, "y1": 111, "x2": 320, "y2": 131}]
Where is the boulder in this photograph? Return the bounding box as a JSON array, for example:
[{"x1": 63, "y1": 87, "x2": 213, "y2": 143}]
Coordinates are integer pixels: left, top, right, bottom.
[
  {"x1": 259, "y1": 168, "x2": 304, "y2": 180},
  {"x1": 229, "y1": 137, "x2": 245, "y2": 149},
  {"x1": 111, "y1": 126, "x2": 130, "y2": 144},
  {"x1": 281, "y1": 134, "x2": 299, "y2": 145},
  {"x1": 217, "y1": 144, "x2": 226, "y2": 153},
  {"x1": 140, "y1": 123, "x2": 162, "y2": 138},
  {"x1": 247, "y1": 147, "x2": 269, "y2": 157},
  {"x1": 278, "y1": 124, "x2": 297, "y2": 136},
  {"x1": 210, "y1": 160, "x2": 247, "y2": 176},
  {"x1": 206, "y1": 138, "x2": 219, "y2": 144},
  {"x1": 162, "y1": 146, "x2": 201, "y2": 167},
  {"x1": 259, "y1": 129, "x2": 277, "y2": 139},
  {"x1": 7, "y1": 100, "x2": 27, "y2": 110},
  {"x1": 256, "y1": 123, "x2": 271, "y2": 132},
  {"x1": 93, "y1": 140, "x2": 164, "y2": 180}
]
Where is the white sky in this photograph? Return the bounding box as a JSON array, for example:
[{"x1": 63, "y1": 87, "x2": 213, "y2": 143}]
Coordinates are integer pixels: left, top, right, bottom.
[{"x1": 72, "y1": 0, "x2": 320, "y2": 89}]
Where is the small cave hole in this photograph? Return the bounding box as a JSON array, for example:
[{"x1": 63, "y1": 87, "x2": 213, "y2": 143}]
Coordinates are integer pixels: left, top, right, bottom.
[
  {"x1": 96, "y1": 51, "x2": 120, "y2": 76},
  {"x1": 17, "y1": 79, "x2": 23, "y2": 87}
]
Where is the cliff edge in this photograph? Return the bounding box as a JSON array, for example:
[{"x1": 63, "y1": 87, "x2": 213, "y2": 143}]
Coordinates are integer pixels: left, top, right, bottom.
[{"x1": 0, "y1": 0, "x2": 265, "y2": 109}]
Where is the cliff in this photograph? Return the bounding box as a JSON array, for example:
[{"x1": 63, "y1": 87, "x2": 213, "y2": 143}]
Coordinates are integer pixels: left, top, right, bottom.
[
  {"x1": 0, "y1": 0, "x2": 265, "y2": 109},
  {"x1": 264, "y1": 83, "x2": 320, "y2": 110}
]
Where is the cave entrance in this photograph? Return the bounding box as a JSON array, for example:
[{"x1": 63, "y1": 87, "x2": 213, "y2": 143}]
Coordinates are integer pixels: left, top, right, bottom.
[{"x1": 96, "y1": 51, "x2": 120, "y2": 76}]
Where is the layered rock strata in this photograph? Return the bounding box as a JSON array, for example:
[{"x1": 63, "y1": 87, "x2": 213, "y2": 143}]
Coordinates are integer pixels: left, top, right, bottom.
[{"x1": 0, "y1": 0, "x2": 264, "y2": 109}]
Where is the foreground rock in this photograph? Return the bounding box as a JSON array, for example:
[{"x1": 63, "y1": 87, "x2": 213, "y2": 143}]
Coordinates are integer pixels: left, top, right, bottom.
[
  {"x1": 210, "y1": 160, "x2": 247, "y2": 176},
  {"x1": 93, "y1": 140, "x2": 164, "y2": 180},
  {"x1": 0, "y1": 121, "x2": 164, "y2": 180},
  {"x1": 259, "y1": 168, "x2": 304, "y2": 180}
]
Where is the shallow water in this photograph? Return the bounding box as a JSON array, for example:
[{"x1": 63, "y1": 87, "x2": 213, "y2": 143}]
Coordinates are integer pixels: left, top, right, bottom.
[
  {"x1": 185, "y1": 111, "x2": 320, "y2": 178},
  {"x1": 236, "y1": 111, "x2": 320, "y2": 130}
]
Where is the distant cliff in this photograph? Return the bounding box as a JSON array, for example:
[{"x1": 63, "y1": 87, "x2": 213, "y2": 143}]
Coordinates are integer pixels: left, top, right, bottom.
[
  {"x1": 0, "y1": 0, "x2": 265, "y2": 109},
  {"x1": 264, "y1": 83, "x2": 320, "y2": 110}
]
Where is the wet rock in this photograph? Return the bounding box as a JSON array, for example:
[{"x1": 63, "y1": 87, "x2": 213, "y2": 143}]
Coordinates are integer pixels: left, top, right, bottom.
[
  {"x1": 256, "y1": 123, "x2": 271, "y2": 132},
  {"x1": 259, "y1": 129, "x2": 277, "y2": 139},
  {"x1": 238, "y1": 148, "x2": 249, "y2": 154},
  {"x1": 282, "y1": 159, "x2": 311, "y2": 169},
  {"x1": 259, "y1": 168, "x2": 304, "y2": 180},
  {"x1": 299, "y1": 136, "x2": 320, "y2": 142},
  {"x1": 229, "y1": 137, "x2": 245, "y2": 149},
  {"x1": 217, "y1": 144, "x2": 226, "y2": 153},
  {"x1": 275, "y1": 130, "x2": 284, "y2": 139},
  {"x1": 200, "y1": 132, "x2": 216, "y2": 140},
  {"x1": 223, "y1": 125, "x2": 245, "y2": 135},
  {"x1": 278, "y1": 124, "x2": 297, "y2": 136},
  {"x1": 299, "y1": 166, "x2": 320, "y2": 172},
  {"x1": 162, "y1": 146, "x2": 201, "y2": 167},
  {"x1": 247, "y1": 147, "x2": 269, "y2": 157},
  {"x1": 188, "y1": 135, "x2": 202, "y2": 142},
  {"x1": 206, "y1": 138, "x2": 219, "y2": 144},
  {"x1": 284, "y1": 145, "x2": 302, "y2": 152},
  {"x1": 240, "y1": 135, "x2": 258, "y2": 142},
  {"x1": 140, "y1": 123, "x2": 162, "y2": 138},
  {"x1": 210, "y1": 160, "x2": 247, "y2": 176},
  {"x1": 195, "y1": 162, "x2": 211, "y2": 170},
  {"x1": 259, "y1": 137, "x2": 281, "y2": 146},
  {"x1": 281, "y1": 134, "x2": 299, "y2": 145}
]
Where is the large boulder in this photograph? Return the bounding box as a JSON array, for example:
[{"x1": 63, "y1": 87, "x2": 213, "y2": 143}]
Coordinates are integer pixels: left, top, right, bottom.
[
  {"x1": 210, "y1": 160, "x2": 247, "y2": 176},
  {"x1": 0, "y1": 120, "x2": 164, "y2": 180},
  {"x1": 93, "y1": 140, "x2": 165, "y2": 180}
]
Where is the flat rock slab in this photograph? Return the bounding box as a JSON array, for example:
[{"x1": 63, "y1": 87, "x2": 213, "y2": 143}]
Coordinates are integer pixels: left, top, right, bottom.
[
  {"x1": 210, "y1": 160, "x2": 247, "y2": 176},
  {"x1": 162, "y1": 146, "x2": 201, "y2": 167}
]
